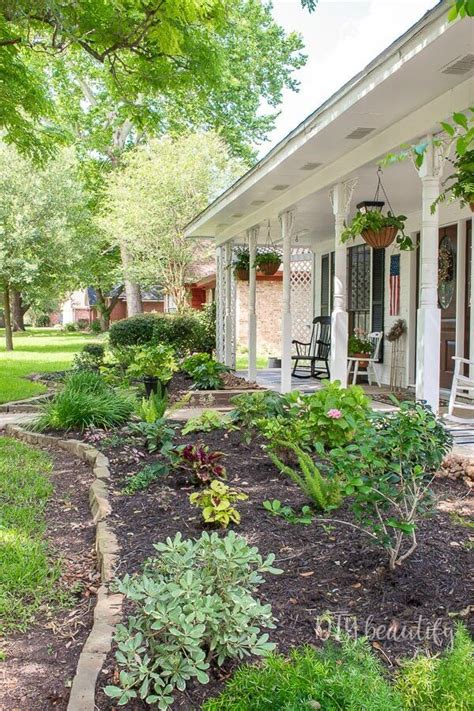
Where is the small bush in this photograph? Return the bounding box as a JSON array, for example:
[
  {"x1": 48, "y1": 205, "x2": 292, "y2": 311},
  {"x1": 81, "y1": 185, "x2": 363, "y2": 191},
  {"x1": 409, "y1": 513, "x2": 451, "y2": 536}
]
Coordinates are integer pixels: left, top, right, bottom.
[
  {"x1": 105, "y1": 531, "x2": 281, "y2": 709},
  {"x1": 63, "y1": 322, "x2": 78, "y2": 332},
  {"x1": 73, "y1": 343, "x2": 105, "y2": 372},
  {"x1": 77, "y1": 318, "x2": 89, "y2": 330},
  {"x1": 127, "y1": 343, "x2": 177, "y2": 384},
  {"x1": 203, "y1": 638, "x2": 403, "y2": 711},
  {"x1": 181, "y1": 410, "x2": 227, "y2": 435},
  {"x1": 35, "y1": 371, "x2": 134, "y2": 431},
  {"x1": 109, "y1": 313, "x2": 158, "y2": 349},
  {"x1": 182, "y1": 353, "x2": 229, "y2": 390},
  {"x1": 35, "y1": 313, "x2": 50, "y2": 327},
  {"x1": 89, "y1": 320, "x2": 103, "y2": 334},
  {"x1": 190, "y1": 479, "x2": 248, "y2": 527}
]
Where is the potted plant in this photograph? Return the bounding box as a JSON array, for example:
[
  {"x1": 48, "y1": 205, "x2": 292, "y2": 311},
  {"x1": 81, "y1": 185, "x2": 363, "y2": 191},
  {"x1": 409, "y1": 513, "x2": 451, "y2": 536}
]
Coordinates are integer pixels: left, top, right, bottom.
[
  {"x1": 348, "y1": 329, "x2": 373, "y2": 369},
  {"x1": 432, "y1": 149, "x2": 474, "y2": 213},
  {"x1": 232, "y1": 246, "x2": 250, "y2": 280},
  {"x1": 341, "y1": 210, "x2": 412, "y2": 250},
  {"x1": 254, "y1": 249, "x2": 282, "y2": 276},
  {"x1": 127, "y1": 343, "x2": 177, "y2": 396}
]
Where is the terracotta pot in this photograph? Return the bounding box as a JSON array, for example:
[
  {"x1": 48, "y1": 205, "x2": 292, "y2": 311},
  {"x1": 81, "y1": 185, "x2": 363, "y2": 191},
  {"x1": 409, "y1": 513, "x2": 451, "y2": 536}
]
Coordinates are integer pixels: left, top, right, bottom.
[
  {"x1": 235, "y1": 268, "x2": 249, "y2": 281},
  {"x1": 350, "y1": 352, "x2": 369, "y2": 369},
  {"x1": 259, "y1": 261, "x2": 281, "y2": 276},
  {"x1": 361, "y1": 225, "x2": 398, "y2": 249}
]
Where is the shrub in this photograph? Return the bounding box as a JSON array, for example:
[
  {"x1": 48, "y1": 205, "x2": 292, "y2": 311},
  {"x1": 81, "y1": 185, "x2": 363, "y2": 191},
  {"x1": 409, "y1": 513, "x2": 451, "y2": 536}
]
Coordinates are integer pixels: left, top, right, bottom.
[
  {"x1": 172, "y1": 443, "x2": 226, "y2": 483},
  {"x1": 109, "y1": 313, "x2": 158, "y2": 349},
  {"x1": 105, "y1": 531, "x2": 281, "y2": 709},
  {"x1": 181, "y1": 409, "x2": 228, "y2": 435},
  {"x1": 35, "y1": 371, "x2": 134, "y2": 431},
  {"x1": 230, "y1": 390, "x2": 288, "y2": 430},
  {"x1": 127, "y1": 343, "x2": 177, "y2": 385},
  {"x1": 327, "y1": 401, "x2": 452, "y2": 569},
  {"x1": 190, "y1": 480, "x2": 248, "y2": 527},
  {"x1": 128, "y1": 418, "x2": 175, "y2": 455},
  {"x1": 73, "y1": 343, "x2": 105, "y2": 371},
  {"x1": 77, "y1": 318, "x2": 89, "y2": 330},
  {"x1": 63, "y1": 322, "x2": 78, "y2": 332},
  {"x1": 395, "y1": 625, "x2": 473, "y2": 710},
  {"x1": 203, "y1": 638, "x2": 404, "y2": 711},
  {"x1": 89, "y1": 319, "x2": 103, "y2": 334},
  {"x1": 35, "y1": 313, "x2": 50, "y2": 327},
  {"x1": 182, "y1": 352, "x2": 229, "y2": 390}
]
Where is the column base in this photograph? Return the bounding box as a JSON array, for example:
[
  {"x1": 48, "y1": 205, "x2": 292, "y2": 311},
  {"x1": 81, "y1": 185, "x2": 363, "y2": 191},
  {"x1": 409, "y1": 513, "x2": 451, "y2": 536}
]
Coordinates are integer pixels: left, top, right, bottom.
[
  {"x1": 416, "y1": 305, "x2": 441, "y2": 412},
  {"x1": 330, "y1": 309, "x2": 348, "y2": 387}
]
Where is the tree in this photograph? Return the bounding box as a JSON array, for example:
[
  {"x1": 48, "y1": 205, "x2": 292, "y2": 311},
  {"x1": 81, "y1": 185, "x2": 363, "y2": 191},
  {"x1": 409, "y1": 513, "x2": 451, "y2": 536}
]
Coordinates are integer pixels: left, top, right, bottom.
[
  {"x1": 1, "y1": 1, "x2": 307, "y2": 161},
  {"x1": 0, "y1": 145, "x2": 91, "y2": 349},
  {"x1": 99, "y1": 133, "x2": 242, "y2": 313}
]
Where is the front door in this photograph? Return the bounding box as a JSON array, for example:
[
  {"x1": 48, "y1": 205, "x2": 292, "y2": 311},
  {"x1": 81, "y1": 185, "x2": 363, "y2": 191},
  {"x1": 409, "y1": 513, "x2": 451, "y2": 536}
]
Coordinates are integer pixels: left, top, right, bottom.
[{"x1": 439, "y1": 225, "x2": 457, "y2": 389}]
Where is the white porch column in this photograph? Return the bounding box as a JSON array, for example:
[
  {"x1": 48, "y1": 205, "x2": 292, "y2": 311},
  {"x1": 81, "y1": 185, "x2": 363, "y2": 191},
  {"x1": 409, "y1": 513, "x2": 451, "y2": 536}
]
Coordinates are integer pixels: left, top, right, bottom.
[
  {"x1": 247, "y1": 225, "x2": 259, "y2": 381},
  {"x1": 280, "y1": 209, "x2": 296, "y2": 393},
  {"x1": 224, "y1": 241, "x2": 234, "y2": 368},
  {"x1": 329, "y1": 180, "x2": 357, "y2": 386},
  {"x1": 416, "y1": 139, "x2": 443, "y2": 412},
  {"x1": 215, "y1": 245, "x2": 225, "y2": 361}
]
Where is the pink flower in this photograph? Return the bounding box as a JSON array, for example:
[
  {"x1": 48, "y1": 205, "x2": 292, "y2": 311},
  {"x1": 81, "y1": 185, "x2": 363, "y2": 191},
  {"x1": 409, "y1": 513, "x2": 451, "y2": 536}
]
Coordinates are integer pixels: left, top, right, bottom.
[{"x1": 327, "y1": 408, "x2": 342, "y2": 419}]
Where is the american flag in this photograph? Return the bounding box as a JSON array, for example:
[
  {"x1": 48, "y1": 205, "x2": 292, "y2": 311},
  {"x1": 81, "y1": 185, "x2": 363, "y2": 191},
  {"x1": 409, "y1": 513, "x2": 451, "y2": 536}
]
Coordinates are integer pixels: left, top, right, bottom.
[{"x1": 389, "y1": 254, "x2": 400, "y2": 316}]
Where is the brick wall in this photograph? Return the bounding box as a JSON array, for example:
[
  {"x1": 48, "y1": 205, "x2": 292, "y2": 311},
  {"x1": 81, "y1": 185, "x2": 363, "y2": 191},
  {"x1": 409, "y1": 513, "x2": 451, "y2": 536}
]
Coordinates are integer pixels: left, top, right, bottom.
[{"x1": 237, "y1": 277, "x2": 283, "y2": 354}]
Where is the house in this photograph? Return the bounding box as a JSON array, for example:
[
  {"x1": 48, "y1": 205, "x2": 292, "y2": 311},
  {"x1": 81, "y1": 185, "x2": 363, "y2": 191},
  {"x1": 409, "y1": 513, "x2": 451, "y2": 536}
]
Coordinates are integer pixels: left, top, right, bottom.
[
  {"x1": 60, "y1": 284, "x2": 207, "y2": 325},
  {"x1": 185, "y1": 2, "x2": 474, "y2": 413}
]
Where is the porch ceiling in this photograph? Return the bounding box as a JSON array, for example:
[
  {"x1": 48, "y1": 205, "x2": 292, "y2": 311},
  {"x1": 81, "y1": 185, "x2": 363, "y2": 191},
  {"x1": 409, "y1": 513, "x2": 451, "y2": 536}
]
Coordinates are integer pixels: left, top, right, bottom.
[{"x1": 186, "y1": 5, "x2": 474, "y2": 243}]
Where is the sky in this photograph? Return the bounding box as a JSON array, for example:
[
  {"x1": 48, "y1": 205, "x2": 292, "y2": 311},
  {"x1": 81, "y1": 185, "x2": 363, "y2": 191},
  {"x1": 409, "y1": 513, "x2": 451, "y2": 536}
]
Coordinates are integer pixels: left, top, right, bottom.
[{"x1": 259, "y1": 0, "x2": 439, "y2": 155}]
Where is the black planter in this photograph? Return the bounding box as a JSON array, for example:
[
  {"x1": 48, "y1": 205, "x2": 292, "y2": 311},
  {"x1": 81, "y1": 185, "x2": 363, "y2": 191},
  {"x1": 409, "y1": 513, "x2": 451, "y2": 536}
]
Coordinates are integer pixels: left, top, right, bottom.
[{"x1": 143, "y1": 376, "x2": 159, "y2": 398}]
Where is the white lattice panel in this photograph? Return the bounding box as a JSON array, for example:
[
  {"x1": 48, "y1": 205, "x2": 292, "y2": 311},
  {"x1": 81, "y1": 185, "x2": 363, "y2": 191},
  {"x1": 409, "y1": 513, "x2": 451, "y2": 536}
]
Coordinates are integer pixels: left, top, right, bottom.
[{"x1": 291, "y1": 248, "x2": 314, "y2": 347}]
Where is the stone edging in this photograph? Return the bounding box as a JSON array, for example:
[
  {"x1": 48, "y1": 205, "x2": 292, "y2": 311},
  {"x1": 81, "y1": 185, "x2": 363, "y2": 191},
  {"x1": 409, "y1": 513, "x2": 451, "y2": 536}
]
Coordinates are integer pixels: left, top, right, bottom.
[
  {"x1": 4, "y1": 424, "x2": 122, "y2": 711},
  {"x1": 0, "y1": 392, "x2": 53, "y2": 413}
]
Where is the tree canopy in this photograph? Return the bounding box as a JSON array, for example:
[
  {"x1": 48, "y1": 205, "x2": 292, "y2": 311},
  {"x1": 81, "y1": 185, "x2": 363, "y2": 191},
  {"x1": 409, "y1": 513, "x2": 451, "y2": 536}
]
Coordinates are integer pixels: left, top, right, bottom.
[
  {"x1": 1, "y1": 0, "x2": 307, "y2": 161},
  {"x1": 99, "y1": 132, "x2": 243, "y2": 312}
]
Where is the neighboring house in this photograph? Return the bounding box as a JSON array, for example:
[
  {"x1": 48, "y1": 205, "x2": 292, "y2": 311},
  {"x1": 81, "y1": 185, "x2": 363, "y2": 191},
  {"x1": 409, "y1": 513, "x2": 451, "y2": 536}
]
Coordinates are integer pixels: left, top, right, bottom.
[
  {"x1": 185, "y1": 2, "x2": 474, "y2": 413},
  {"x1": 60, "y1": 284, "x2": 207, "y2": 324}
]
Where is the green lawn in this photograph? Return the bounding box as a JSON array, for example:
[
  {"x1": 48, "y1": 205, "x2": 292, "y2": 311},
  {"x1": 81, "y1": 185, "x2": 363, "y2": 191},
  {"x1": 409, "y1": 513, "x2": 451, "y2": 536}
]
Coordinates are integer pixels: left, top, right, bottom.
[
  {"x1": 0, "y1": 437, "x2": 57, "y2": 631},
  {"x1": 235, "y1": 354, "x2": 269, "y2": 370},
  {"x1": 0, "y1": 328, "x2": 98, "y2": 403}
]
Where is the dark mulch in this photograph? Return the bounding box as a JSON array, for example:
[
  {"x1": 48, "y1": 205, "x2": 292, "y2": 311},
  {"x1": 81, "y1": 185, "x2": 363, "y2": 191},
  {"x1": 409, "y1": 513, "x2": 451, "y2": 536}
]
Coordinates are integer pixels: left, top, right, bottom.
[
  {"x1": 0, "y1": 445, "x2": 98, "y2": 711},
  {"x1": 94, "y1": 426, "x2": 473, "y2": 710}
]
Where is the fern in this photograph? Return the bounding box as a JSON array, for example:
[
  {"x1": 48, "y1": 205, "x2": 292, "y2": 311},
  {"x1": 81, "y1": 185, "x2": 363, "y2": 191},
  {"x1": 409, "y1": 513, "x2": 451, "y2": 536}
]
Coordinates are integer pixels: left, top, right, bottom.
[{"x1": 268, "y1": 441, "x2": 340, "y2": 511}]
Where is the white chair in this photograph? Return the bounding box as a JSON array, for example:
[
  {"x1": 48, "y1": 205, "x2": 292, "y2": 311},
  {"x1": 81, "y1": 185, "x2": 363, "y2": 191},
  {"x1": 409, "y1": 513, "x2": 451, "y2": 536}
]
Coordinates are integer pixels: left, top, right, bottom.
[
  {"x1": 447, "y1": 357, "x2": 474, "y2": 421},
  {"x1": 347, "y1": 331, "x2": 383, "y2": 387}
]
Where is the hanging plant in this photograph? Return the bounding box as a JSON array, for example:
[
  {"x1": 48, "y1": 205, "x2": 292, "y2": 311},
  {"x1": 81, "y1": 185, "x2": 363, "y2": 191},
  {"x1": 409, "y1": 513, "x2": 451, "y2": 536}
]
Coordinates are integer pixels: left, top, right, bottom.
[
  {"x1": 254, "y1": 249, "x2": 281, "y2": 276},
  {"x1": 232, "y1": 246, "x2": 250, "y2": 280},
  {"x1": 341, "y1": 169, "x2": 413, "y2": 250}
]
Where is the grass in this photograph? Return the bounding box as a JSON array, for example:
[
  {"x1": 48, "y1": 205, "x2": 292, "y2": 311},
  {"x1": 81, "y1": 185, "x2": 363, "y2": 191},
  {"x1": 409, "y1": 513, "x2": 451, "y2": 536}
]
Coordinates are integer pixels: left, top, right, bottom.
[
  {"x1": 0, "y1": 437, "x2": 58, "y2": 632},
  {"x1": 235, "y1": 353, "x2": 269, "y2": 370},
  {"x1": 0, "y1": 327, "x2": 98, "y2": 403}
]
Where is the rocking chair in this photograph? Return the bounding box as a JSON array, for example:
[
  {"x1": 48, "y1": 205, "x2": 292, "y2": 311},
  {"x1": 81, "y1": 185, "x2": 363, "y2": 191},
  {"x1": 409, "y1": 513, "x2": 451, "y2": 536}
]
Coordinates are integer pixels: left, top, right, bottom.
[{"x1": 292, "y1": 316, "x2": 331, "y2": 379}]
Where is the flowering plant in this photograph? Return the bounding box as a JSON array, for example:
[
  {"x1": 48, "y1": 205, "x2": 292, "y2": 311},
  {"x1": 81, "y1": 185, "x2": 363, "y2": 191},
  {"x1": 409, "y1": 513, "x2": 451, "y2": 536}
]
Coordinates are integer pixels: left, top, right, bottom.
[
  {"x1": 172, "y1": 442, "x2": 226, "y2": 484},
  {"x1": 348, "y1": 328, "x2": 373, "y2": 356}
]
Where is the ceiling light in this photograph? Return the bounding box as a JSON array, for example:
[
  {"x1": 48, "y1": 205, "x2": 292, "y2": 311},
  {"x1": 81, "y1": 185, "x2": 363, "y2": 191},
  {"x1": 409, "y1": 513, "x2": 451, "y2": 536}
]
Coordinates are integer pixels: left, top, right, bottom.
[
  {"x1": 251, "y1": 199, "x2": 265, "y2": 205},
  {"x1": 300, "y1": 162, "x2": 322, "y2": 170},
  {"x1": 231, "y1": 213, "x2": 243, "y2": 218},
  {"x1": 272, "y1": 184, "x2": 289, "y2": 191}
]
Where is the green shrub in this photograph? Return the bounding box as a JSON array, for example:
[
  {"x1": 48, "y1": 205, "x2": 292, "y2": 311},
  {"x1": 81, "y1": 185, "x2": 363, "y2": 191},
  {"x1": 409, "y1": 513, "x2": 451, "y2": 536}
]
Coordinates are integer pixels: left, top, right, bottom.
[
  {"x1": 127, "y1": 343, "x2": 177, "y2": 385},
  {"x1": 89, "y1": 319, "x2": 103, "y2": 334},
  {"x1": 35, "y1": 313, "x2": 50, "y2": 327},
  {"x1": 396, "y1": 625, "x2": 474, "y2": 710},
  {"x1": 181, "y1": 409, "x2": 228, "y2": 435},
  {"x1": 203, "y1": 638, "x2": 404, "y2": 711},
  {"x1": 105, "y1": 531, "x2": 281, "y2": 709},
  {"x1": 35, "y1": 371, "x2": 134, "y2": 431},
  {"x1": 230, "y1": 390, "x2": 288, "y2": 430},
  {"x1": 109, "y1": 313, "x2": 158, "y2": 348},
  {"x1": 327, "y1": 401, "x2": 452, "y2": 569},
  {"x1": 73, "y1": 343, "x2": 105, "y2": 371},
  {"x1": 182, "y1": 352, "x2": 229, "y2": 390},
  {"x1": 63, "y1": 322, "x2": 78, "y2": 332},
  {"x1": 77, "y1": 318, "x2": 89, "y2": 330}
]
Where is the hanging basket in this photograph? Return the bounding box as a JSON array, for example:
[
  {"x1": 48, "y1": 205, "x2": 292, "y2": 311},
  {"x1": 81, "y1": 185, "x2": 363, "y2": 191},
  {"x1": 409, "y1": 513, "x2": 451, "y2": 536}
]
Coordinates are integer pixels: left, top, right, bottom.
[
  {"x1": 361, "y1": 226, "x2": 398, "y2": 249},
  {"x1": 235, "y1": 268, "x2": 249, "y2": 281},
  {"x1": 259, "y1": 261, "x2": 280, "y2": 276}
]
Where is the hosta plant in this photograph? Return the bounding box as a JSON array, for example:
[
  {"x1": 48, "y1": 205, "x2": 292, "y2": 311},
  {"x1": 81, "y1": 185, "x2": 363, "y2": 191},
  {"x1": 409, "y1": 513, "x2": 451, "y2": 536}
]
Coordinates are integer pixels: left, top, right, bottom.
[
  {"x1": 172, "y1": 443, "x2": 226, "y2": 483},
  {"x1": 104, "y1": 531, "x2": 281, "y2": 708},
  {"x1": 190, "y1": 479, "x2": 248, "y2": 528}
]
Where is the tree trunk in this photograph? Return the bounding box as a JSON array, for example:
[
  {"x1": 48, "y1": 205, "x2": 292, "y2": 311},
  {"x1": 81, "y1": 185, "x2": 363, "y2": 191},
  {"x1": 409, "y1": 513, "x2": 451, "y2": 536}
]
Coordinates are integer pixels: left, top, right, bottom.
[
  {"x1": 119, "y1": 242, "x2": 142, "y2": 316},
  {"x1": 11, "y1": 290, "x2": 27, "y2": 331},
  {"x1": 3, "y1": 283, "x2": 13, "y2": 351},
  {"x1": 95, "y1": 286, "x2": 124, "y2": 331}
]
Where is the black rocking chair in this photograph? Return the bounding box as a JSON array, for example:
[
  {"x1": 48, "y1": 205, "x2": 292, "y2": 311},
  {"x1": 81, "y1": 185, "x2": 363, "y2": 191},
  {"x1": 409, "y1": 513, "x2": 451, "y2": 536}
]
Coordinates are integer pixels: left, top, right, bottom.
[{"x1": 292, "y1": 316, "x2": 331, "y2": 379}]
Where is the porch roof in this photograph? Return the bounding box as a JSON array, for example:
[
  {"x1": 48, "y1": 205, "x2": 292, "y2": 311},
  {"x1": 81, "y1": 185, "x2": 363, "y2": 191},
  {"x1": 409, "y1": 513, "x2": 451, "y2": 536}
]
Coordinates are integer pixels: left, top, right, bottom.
[{"x1": 185, "y1": 2, "x2": 473, "y2": 245}]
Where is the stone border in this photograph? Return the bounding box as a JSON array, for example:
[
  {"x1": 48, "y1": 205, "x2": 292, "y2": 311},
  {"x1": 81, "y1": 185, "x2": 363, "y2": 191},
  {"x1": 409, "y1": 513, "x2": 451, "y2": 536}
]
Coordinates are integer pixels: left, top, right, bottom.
[
  {"x1": 4, "y1": 424, "x2": 122, "y2": 711},
  {"x1": 0, "y1": 393, "x2": 52, "y2": 413}
]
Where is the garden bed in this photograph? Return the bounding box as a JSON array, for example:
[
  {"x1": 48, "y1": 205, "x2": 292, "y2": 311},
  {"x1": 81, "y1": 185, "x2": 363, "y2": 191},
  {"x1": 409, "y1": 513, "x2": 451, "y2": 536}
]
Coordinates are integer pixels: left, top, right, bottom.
[
  {"x1": 167, "y1": 371, "x2": 262, "y2": 405},
  {"x1": 0, "y1": 441, "x2": 98, "y2": 711},
  {"x1": 92, "y1": 425, "x2": 473, "y2": 709}
]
